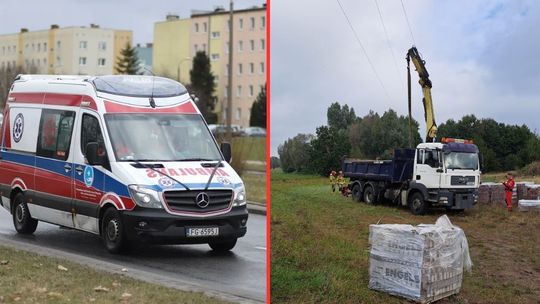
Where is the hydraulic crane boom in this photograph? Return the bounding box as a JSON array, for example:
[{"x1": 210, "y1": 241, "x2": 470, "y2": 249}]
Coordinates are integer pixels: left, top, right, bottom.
[{"x1": 406, "y1": 46, "x2": 437, "y2": 144}]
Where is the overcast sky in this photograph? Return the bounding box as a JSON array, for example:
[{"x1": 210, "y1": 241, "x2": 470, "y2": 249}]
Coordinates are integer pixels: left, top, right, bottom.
[
  {"x1": 271, "y1": 0, "x2": 539, "y2": 156},
  {"x1": 0, "y1": 0, "x2": 263, "y2": 44}
]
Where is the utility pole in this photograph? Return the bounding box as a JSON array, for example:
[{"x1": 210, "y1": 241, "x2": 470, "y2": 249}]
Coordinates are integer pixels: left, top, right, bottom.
[{"x1": 226, "y1": 0, "x2": 234, "y2": 140}]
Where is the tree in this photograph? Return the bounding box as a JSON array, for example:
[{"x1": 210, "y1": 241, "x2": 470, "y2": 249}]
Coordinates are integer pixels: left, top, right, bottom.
[
  {"x1": 189, "y1": 51, "x2": 217, "y2": 124},
  {"x1": 250, "y1": 84, "x2": 266, "y2": 128},
  {"x1": 277, "y1": 133, "x2": 313, "y2": 173},
  {"x1": 308, "y1": 126, "x2": 351, "y2": 176},
  {"x1": 115, "y1": 43, "x2": 141, "y2": 75},
  {"x1": 327, "y1": 102, "x2": 357, "y2": 130}
]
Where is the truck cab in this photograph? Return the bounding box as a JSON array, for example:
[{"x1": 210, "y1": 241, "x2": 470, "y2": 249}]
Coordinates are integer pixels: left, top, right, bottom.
[{"x1": 410, "y1": 138, "x2": 480, "y2": 213}]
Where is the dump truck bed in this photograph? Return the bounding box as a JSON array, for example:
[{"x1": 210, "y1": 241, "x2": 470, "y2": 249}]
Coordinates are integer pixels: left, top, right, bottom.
[{"x1": 342, "y1": 149, "x2": 415, "y2": 184}]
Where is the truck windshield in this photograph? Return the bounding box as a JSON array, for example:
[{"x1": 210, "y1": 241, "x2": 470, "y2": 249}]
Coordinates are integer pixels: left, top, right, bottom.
[
  {"x1": 443, "y1": 152, "x2": 479, "y2": 170},
  {"x1": 104, "y1": 114, "x2": 221, "y2": 162}
]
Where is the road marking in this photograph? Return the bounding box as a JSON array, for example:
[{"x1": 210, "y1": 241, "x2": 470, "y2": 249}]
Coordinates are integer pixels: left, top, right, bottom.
[{"x1": 255, "y1": 246, "x2": 266, "y2": 251}]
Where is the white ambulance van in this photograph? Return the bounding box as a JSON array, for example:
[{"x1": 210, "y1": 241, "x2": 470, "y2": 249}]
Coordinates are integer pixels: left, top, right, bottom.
[{"x1": 0, "y1": 75, "x2": 248, "y2": 253}]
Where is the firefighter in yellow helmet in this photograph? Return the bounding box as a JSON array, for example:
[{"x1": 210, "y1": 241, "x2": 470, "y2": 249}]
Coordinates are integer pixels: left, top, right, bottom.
[
  {"x1": 337, "y1": 171, "x2": 346, "y2": 192},
  {"x1": 329, "y1": 170, "x2": 337, "y2": 192}
]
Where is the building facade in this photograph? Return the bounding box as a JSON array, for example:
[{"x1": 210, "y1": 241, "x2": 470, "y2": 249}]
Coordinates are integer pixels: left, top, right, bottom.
[
  {"x1": 0, "y1": 24, "x2": 132, "y2": 75},
  {"x1": 153, "y1": 4, "x2": 266, "y2": 127}
]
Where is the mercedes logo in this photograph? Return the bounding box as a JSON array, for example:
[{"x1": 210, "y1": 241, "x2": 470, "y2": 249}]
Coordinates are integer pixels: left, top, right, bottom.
[{"x1": 195, "y1": 192, "x2": 210, "y2": 208}]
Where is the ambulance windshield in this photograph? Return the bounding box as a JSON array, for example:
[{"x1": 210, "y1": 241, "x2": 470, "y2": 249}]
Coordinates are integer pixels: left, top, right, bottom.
[{"x1": 104, "y1": 114, "x2": 221, "y2": 162}]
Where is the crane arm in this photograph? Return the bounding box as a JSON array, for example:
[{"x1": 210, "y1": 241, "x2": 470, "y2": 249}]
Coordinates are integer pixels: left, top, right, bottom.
[{"x1": 407, "y1": 46, "x2": 437, "y2": 143}]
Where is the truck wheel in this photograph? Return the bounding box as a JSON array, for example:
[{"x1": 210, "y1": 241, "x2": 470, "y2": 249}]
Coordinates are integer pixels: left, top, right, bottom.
[
  {"x1": 209, "y1": 238, "x2": 237, "y2": 252},
  {"x1": 101, "y1": 208, "x2": 129, "y2": 254},
  {"x1": 12, "y1": 192, "x2": 38, "y2": 234},
  {"x1": 363, "y1": 186, "x2": 377, "y2": 204},
  {"x1": 409, "y1": 192, "x2": 428, "y2": 215},
  {"x1": 352, "y1": 184, "x2": 362, "y2": 202}
]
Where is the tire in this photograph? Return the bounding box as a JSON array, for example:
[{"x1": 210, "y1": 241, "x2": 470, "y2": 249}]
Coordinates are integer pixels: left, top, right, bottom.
[
  {"x1": 363, "y1": 185, "x2": 377, "y2": 204},
  {"x1": 409, "y1": 192, "x2": 428, "y2": 215},
  {"x1": 209, "y1": 238, "x2": 237, "y2": 252},
  {"x1": 12, "y1": 192, "x2": 38, "y2": 234},
  {"x1": 101, "y1": 208, "x2": 129, "y2": 254},
  {"x1": 352, "y1": 184, "x2": 362, "y2": 202}
]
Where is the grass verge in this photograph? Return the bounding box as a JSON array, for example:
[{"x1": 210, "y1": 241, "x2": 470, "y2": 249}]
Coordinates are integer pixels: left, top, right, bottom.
[
  {"x1": 0, "y1": 246, "x2": 228, "y2": 304},
  {"x1": 243, "y1": 172, "x2": 266, "y2": 204},
  {"x1": 270, "y1": 169, "x2": 540, "y2": 303}
]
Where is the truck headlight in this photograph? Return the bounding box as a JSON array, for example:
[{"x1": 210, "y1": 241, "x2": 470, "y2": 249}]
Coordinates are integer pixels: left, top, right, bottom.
[
  {"x1": 233, "y1": 187, "x2": 247, "y2": 207},
  {"x1": 128, "y1": 185, "x2": 163, "y2": 209}
]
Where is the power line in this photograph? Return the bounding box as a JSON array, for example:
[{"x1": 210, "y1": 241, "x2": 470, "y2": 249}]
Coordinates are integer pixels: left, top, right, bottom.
[
  {"x1": 374, "y1": 0, "x2": 404, "y2": 90},
  {"x1": 335, "y1": 0, "x2": 391, "y2": 102},
  {"x1": 400, "y1": 0, "x2": 416, "y2": 45}
]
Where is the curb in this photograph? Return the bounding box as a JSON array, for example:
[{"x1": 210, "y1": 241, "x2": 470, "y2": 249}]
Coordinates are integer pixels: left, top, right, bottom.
[{"x1": 247, "y1": 201, "x2": 266, "y2": 215}]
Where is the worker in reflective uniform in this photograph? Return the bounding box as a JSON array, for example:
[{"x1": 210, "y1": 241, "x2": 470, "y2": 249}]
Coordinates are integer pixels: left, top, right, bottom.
[
  {"x1": 329, "y1": 170, "x2": 337, "y2": 192},
  {"x1": 337, "y1": 171, "x2": 346, "y2": 192},
  {"x1": 502, "y1": 172, "x2": 515, "y2": 212}
]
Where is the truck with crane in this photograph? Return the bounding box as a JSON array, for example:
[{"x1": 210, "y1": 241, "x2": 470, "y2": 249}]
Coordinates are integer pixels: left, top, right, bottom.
[{"x1": 342, "y1": 47, "x2": 481, "y2": 215}]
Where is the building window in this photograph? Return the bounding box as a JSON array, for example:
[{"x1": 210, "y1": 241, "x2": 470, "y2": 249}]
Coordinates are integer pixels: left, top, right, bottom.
[
  {"x1": 195, "y1": 23, "x2": 199, "y2": 32},
  {"x1": 261, "y1": 16, "x2": 266, "y2": 28},
  {"x1": 194, "y1": 44, "x2": 199, "y2": 53},
  {"x1": 211, "y1": 53, "x2": 220, "y2": 61},
  {"x1": 250, "y1": 40, "x2": 255, "y2": 51},
  {"x1": 43, "y1": 58, "x2": 47, "y2": 66},
  {"x1": 237, "y1": 85, "x2": 242, "y2": 97},
  {"x1": 79, "y1": 41, "x2": 87, "y2": 49},
  {"x1": 98, "y1": 41, "x2": 107, "y2": 51},
  {"x1": 235, "y1": 108, "x2": 241, "y2": 120},
  {"x1": 250, "y1": 17, "x2": 255, "y2": 30},
  {"x1": 37, "y1": 43, "x2": 41, "y2": 52},
  {"x1": 238, "y1": 63, "x2": 243, "y2": 75},
  {"x1": 239, "y1": 18, "x2": 243, "y2": 30},
  {"x1": 56, "y1": 56, "x2": 62, "y2": 66},
  {"x1": 203, "y1": 22, "x2": 207, "y2": 32},
  {"x1": 261, "y1": 39, "x2": 265, "y2": 51},
  {"x1": 260, "y1": 62, "x2": 265, "y2": 74},
  {"x1": 211, "y1": 31, "x2": 220, "y2": 39},
  {"x1": 98, "y1": 58, "x2": 106, "y2": 66},
  {"x1": 249, "y1": 85, "x2": 254, "y2": 97},
  {"x1": 202, "y1": 43, "x2": 207, "y2": 53},
  {"x1": 250, "y1": 62, "x2": 254, "y2": 74},
  {"x1": 57, "y1": 41, "x2": 61, "y2": 51},
  {"x1": 43, "y1": 42, "x2": 47, "y2": 52},
  {"x1": 79, "y1": 57, "x2": 87, "y2": 66},
  {"x1": 238, "y1": 40, "x2": 243, "y2": 52}
]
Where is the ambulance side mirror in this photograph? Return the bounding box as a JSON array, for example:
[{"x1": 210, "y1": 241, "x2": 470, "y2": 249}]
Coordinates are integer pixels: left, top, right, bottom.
[
  {"x1": 221, "y1": 142, "x2": 232, "y2": 163},
  {"x1": 85, "y1": 142, "x2": 107, "y2": 166}
]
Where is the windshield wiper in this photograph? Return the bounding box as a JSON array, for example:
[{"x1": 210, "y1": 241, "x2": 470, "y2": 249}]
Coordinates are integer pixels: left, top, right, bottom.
[
  {"x1": 131, "y1": 159, "x2": 190, "y2": 191},
  {"x1": 204, "y1": 159, "x2": 223, "y2": 191}
]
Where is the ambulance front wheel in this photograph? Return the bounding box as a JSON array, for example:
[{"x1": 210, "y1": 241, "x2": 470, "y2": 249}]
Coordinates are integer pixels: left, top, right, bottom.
[
  {"x1": 12, "y1": 192, "x2": 38, "y2": 234},
  {"x1": 209, "y1": 238, "x2": 237, "y2": 252},
  {"x1": 102, "y1": 207, "x2": 129, "y2": 254}
]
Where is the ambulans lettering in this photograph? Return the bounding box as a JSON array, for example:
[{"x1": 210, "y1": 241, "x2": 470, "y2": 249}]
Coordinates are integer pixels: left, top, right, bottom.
[{"x1": 145, "y1": 168, "x2": 230, "y2": 178}]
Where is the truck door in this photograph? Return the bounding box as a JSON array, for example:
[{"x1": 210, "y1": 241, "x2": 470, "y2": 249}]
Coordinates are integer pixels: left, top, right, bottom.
[
  {"x1": 71, "y1": 110, "x2": 108, "y2": 234},
  {"x1": 414, "y1": 148, "x2": 442, "y2": 189},
  {"x1": 34, "y1": 109, "x2": 76, "y2": 227}
]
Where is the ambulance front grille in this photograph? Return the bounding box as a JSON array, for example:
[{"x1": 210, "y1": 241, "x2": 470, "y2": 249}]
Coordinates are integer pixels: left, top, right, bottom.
[{"x1": 163, "y1": 190, "x2": 233, "y2": 213}]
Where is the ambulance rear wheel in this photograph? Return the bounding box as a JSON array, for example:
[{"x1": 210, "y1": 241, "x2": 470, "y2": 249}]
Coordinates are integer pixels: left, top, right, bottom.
[
  {"x1": 12, "y1": 192, "x2": 38, "y2": 234},
  {"x1": 209, "y1": 238, "x2": 237, "y2": 252},
  {"x1": 102, "y1": 208, "x2": 128, "y2": 254}
]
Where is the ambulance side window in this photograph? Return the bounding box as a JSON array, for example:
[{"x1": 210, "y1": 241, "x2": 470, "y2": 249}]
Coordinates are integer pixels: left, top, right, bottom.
[
  {"x1": 81, "y1": 114, "x2": 104, "y2": 155},
  {"x1": 36, "y1": 110, "x2": 75, "y2": 161}
]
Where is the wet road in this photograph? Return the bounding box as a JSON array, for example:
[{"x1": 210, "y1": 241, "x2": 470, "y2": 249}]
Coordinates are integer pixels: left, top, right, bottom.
[{"x1": 0, "y1": 209, "x2": 266, "y2": 303}]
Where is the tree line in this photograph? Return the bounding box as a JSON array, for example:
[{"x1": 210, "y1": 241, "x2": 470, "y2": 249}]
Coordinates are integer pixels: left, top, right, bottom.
[{"x1": 278, "y1": 102, "x2": 540, "y2": 175}]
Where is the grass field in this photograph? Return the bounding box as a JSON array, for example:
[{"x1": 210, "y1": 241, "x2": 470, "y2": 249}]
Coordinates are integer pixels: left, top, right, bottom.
[
  {"x1": 242, "y1": 172, "x2": 266, "y2": 204},
  {"x1": 230, "y1": 137, "x2": 266, "y2": 162},
  {"x1": 270, "y1": 170, "x2": 540, "y2": 303},
  {"x1": 0, "y1": 246, "x2": 228, "y2": 304}
]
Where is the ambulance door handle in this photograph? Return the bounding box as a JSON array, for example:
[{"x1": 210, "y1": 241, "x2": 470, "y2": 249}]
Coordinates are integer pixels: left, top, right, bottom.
[
  {"x1": 75, "y1": 166, "x2": 84, "y2": 175},
  {"x1": 64, "y1": 164, "x2": 72, "y2": 173}
]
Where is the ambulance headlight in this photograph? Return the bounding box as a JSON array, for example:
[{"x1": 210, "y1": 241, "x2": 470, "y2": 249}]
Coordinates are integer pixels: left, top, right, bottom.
[
  {"x1": 128, "y1": 185, "x2": 163, "y2": 209},
  {"x1": 233, "y1": 187, "x2": 247, "y2": 207}
]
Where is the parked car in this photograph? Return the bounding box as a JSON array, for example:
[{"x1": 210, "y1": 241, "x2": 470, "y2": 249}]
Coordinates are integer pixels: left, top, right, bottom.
[{"x1": 245, "y1": 127, "x2": 266, "y2": 137}]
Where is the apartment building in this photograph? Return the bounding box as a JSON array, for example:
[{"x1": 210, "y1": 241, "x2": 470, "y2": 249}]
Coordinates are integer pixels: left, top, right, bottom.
[
  {"x1": 153, "y1": 4, "x2": 266, "y2": 127},
  {"x1": 0, "y1": 24, "x2": 132, "y2": 75}
]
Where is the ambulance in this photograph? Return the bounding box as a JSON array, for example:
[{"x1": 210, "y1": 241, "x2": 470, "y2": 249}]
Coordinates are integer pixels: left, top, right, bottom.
[{"x1": 0, "y1": 75, "x2": 248, "y2": 253}]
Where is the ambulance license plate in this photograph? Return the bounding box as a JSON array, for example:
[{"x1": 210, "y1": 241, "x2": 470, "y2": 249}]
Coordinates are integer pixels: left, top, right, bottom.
[{"x1": 186, "y1": 227, "x2": 219, "y2": 237}]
